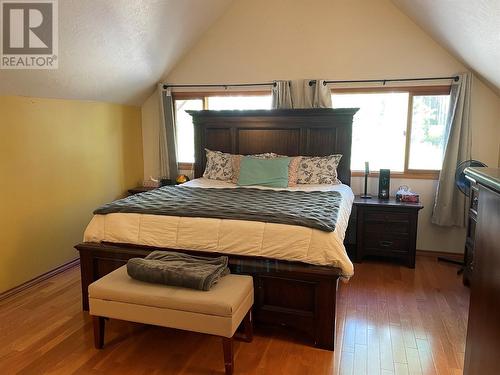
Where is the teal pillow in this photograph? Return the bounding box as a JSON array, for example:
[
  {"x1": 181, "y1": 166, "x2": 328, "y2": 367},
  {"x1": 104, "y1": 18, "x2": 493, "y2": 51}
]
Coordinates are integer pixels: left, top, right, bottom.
[{"x1": 237, "y1": 156, "x2": 291, "y2": 188}]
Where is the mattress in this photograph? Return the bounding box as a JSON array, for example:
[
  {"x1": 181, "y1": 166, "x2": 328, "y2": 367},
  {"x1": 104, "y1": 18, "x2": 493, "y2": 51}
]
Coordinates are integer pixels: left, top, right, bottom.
[{"x1": 83, "y1": 178, "x2": 354, "y2": 278}]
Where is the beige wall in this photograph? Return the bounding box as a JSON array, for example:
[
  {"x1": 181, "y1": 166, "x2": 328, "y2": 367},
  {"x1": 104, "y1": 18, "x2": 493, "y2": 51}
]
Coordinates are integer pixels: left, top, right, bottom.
[
  {"x1": 142, "y1": 0, "x2": 500, "y2": 253},
  {"x1": 141, "y1": 92, "x2": 160, "y2": 181},
  {"x1": 0, "y1": 96, "x2": 143, "y2": 293}
]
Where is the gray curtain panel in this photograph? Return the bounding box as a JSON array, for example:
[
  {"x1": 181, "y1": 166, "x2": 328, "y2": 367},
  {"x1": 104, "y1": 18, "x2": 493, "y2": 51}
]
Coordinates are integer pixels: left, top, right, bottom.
[
  {"x1": 159, "y1": 85, "x2": 178, "y2": 179},
  {"x1": 272, "y1": 81, "x2": 293, "y2": 108},
  {"x1": 272, "y1": 79, "x2": 332, "y2": 109},
  {"x1": 431, "y1": 72, "x2": 472, "y2": 227}
]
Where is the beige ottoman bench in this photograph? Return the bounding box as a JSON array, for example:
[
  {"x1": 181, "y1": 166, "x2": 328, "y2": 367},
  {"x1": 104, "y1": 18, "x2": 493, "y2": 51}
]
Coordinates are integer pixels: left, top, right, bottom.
[{"x1": 88, "y1": 265, "x2": 253, "y2": 375}]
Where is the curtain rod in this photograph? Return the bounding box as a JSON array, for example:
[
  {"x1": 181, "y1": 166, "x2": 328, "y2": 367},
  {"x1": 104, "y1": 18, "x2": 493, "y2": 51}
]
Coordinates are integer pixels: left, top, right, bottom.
[
  {"x1": 162, "y1": 82, "x2": 276, "y2": 89},
  {"x1": 318, "y1": 75, "x2": 460, "y2": 86},
  {"x1": 162, "y1": 75, "x2": 459, "y2": 90}
]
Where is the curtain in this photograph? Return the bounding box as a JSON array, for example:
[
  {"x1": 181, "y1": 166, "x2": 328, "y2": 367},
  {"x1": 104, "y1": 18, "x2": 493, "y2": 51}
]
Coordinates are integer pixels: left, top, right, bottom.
[
  {"x1": 272, "y1": 81, "x2": 293, "y2": 108},
  {"x1": 158, "y1": 84, "x2": 178, "y2": 180},
  {"x1": 272, "y1": 79, "x2": 332, "y2": 109},
  {"x1": 431, "y1": 72, "x2": 472, "y2": 227}
]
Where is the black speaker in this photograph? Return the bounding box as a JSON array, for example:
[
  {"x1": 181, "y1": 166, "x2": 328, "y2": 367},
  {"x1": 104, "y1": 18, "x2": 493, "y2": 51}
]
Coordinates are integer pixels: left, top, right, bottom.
[{"x1": 378, "y1": 169, "x2": 390, "y2": 199}]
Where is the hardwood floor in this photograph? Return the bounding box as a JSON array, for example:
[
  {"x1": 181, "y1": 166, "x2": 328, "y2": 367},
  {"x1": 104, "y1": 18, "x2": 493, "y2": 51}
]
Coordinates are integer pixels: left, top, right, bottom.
[{"x1": 0, "y1": 255, "x2": 469, "y2": 375}]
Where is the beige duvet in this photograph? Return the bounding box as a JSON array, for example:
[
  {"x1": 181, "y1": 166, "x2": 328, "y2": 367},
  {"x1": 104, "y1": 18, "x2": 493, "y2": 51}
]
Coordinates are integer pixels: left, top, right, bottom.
[{"x1": 83, "y1": 178, "x2": 354, "y2": 277}]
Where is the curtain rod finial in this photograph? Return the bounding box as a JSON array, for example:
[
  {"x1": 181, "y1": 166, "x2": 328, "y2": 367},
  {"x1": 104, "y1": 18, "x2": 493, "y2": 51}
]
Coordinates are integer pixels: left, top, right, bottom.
[{"x1": 453, "y1": 76, "x2": 460, "y2": 82}]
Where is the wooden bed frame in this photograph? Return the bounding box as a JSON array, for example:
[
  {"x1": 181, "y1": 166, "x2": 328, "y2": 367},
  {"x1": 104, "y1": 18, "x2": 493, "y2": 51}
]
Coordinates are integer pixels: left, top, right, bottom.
[{"x1": 76, "y1": 108, "x2": 357, "y2": 351}]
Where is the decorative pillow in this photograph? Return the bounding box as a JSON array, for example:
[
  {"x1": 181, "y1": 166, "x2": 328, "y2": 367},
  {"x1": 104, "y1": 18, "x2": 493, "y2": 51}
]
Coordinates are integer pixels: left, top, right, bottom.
[
  {"x1": 203, "y1": 149, "x2": 233, "y2": 181},
  {"x1": 237, "y1": 157, "x2": 291, "y2": 188},
  {"x1": 287, "y1": 156, "x2": 302, "y2": 186},
  {"x1": 296, "y1": 154, "x2": 343, "y2": 184},
  {"x1": 232, "y1": 154, "x2": 302, "y2": 186},
  {"x1": 231, "y1": 153, "x2": 280, "y2": 183}
]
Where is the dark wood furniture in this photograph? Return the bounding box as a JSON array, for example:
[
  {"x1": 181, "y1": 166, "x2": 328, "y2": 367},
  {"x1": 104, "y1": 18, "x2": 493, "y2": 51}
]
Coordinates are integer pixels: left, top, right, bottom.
[
  {"x1": 189, "y1": 108, "x2": 356, "y2": 186},
  {"x1": 76, "y1": 108, "x2": 358, "y2": 351},
  {"x1": 127, "y1": 186, "x2": 157, "y2": 195},
  {"x1": 463, "y1": 167, "x2": 500, "y2": 375},
  {"x1": 462, "y1": 176, "x2": 479, "y2": 286},
  {"x1": 354, "y1": 196, "x2": 423, "y2": 268}
]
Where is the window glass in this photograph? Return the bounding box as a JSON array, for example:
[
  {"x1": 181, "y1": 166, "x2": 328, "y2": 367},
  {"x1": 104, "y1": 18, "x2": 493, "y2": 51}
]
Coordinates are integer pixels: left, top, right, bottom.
[
  {"x1": 174, "y1": 91, "x2": 449, "y2": 173},
  {"x1": 207, "y1": 95, "x2": 272, "y2": 110},
  {"x1": 174, "y1": 99, "x2": 203, "y2": 163},
  {"x1": 332, "y1": 92, "x2": 409, "y2": 172},
  {"x1": 408, "y1": 95, "x2": 450, "y2": 170}
]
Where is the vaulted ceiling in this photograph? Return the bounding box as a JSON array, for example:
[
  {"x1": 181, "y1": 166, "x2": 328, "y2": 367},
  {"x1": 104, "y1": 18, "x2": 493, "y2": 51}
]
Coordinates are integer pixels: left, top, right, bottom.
[
  {"x1": 392, "y1": 0, "x2": 500, "y2": 94},
  {"x1": 0, "y1": 0, "x2": 232, "y2": 105},
  {"x1": 0, "y1": 0, "x2": 498, "y2": 105}
]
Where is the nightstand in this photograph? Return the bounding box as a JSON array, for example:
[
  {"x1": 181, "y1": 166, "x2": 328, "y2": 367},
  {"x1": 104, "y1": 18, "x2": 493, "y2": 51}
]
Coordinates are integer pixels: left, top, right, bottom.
[
  {"x1": 354, "y1": 196, "x2": 423, "y2": 268},
  {"x1": 127, "y1": 186, "x2": 158, "y2": 195}
]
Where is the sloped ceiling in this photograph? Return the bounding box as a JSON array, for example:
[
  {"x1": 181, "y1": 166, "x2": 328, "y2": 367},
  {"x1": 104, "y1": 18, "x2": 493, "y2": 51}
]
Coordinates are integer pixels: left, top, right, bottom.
[
  {"x1": 392, "y1": 0, "x2": 500, "y2": 93},
  {"x1": 2, "y1": 0, "x2": 498, "y2": 105},
  {"x1": 0, "y1": 0, "x2": 232, "y2": 105}
]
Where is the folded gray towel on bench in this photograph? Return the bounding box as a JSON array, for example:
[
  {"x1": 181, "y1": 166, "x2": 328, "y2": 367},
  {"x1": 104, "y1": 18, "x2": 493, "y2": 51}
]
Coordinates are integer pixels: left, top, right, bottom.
[{"x1": 126, "y1": 251, "x2": 230, "y2": 291}]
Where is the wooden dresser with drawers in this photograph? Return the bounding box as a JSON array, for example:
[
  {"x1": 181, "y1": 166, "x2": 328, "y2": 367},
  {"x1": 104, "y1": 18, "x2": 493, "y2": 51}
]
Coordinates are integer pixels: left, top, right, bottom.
[
  {"x1": 463, "y1": 167, "x2": 500, "y2": 375},
  {"x1": 353, "y1": 196, "x2": 423, "y2": 268}
]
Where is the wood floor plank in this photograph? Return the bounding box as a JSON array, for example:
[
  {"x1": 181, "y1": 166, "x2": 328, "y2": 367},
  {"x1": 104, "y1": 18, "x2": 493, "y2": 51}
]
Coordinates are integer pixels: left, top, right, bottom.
[
  {"x1": 394, "y1": 362, "x2": 410, "y2": 375},
  {"x1": 0, "y1": 256, "x2": 469, "y2": 375},
  {"x1": 367, "y1": 328, "x2": 381, "y2": 375},
  {"x1": 416, "y1": 339, "x2": 437, "y2": 375},
  {"x1": 353, "y1": 344, "x2": 367, "y2": 375},
  {"x1": 405, "y1": 347, "x2": 422, "y2": 375}
]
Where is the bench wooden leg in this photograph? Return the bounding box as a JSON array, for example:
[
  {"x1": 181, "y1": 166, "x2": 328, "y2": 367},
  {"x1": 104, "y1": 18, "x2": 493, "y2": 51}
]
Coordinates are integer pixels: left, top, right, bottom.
[
  {"x1": 243, "y1": 309, "x2": 253, "y2": 343},
  {"x1": 93, "y1": 316, "x2": 105, "y2": 349},
  {"x1": 222, "y1": 337, "x2": 234, "y2": 375}
]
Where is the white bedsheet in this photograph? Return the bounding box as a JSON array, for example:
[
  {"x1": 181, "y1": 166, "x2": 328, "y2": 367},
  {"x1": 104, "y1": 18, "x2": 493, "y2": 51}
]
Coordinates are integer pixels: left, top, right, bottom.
[{"x1": 83, "y1": 178, "x2": 354, "y2": 277}]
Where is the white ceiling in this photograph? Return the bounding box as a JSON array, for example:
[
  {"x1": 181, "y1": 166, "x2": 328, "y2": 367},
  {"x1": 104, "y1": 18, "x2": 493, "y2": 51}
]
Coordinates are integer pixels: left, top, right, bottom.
[
  {"x1": 0, "y1": 0, "x2": 232, "y2": 105},
  {"x1": 392, "y1": 0, "x2": 500, "y2": 93},
  {"x1": 1, "y1": 0, "x2": 499, "y2": 105}
]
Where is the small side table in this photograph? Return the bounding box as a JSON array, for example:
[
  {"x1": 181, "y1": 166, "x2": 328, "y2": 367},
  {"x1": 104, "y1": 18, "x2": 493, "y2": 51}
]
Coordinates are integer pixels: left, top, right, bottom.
[
  {"x1": 127, "y1": 186, "x2": 157, "y2": 196},
  {"x1": 354, "y1": 196, "x2": 423, "y2": 268}
]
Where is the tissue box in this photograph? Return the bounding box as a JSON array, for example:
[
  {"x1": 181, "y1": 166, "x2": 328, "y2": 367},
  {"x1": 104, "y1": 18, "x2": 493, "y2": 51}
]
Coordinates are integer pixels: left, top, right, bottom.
[{"x1": 396, "y1": 193, "x2": 420, "y2": 203}]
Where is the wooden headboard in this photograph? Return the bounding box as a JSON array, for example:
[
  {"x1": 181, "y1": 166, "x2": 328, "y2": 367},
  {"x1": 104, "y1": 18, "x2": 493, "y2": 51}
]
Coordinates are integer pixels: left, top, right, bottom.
[{"x1": 188, "y1": 108, "x2": 358, "y2": 186}]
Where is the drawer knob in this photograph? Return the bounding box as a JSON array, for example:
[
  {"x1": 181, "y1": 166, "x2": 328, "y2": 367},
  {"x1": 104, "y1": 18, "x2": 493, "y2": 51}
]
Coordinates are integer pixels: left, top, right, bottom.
[{"x1": 379, "y1": 240, "x2": 393, "y2": 248}]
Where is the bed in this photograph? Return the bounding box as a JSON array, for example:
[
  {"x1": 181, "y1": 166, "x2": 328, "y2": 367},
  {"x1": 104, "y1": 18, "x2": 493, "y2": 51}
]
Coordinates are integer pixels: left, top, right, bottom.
[{"x1": 76, "y1": 108, "x2": 358, "y2": 350}]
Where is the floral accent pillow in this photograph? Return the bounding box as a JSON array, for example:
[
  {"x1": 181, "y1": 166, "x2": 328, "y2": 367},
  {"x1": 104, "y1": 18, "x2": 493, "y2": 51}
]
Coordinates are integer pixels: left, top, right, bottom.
[
  {"x1": 203, "y1": 149, "x2": 233, "y2": 181},
  {"x1": 297, "y1": 154, "x2": 343, "y2": 184}
]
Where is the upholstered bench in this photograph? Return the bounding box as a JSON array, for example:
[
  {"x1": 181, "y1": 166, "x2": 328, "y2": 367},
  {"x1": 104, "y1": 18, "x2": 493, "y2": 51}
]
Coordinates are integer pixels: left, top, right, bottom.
[{"x1": 88, "y1": 265, "x2": 253, "y2": 375}]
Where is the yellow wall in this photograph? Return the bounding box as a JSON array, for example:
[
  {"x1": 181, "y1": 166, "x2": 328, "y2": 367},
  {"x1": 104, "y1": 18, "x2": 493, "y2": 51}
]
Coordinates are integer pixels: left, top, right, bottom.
[
  {"x1": 0, "y1": 96, "x2": 143, "y2": 293},
  {"x1": 142, "y1": 0, "x2": 500, "y2": 254}
]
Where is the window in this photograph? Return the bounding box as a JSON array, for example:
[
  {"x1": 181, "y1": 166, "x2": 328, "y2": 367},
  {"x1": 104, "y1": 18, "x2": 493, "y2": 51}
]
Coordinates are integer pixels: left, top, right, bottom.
[
  {"x1": 174, "y1": 93, "x2": 272, "y2": 163},
  {"x1": 174, "y1": 99, "x2": 203, "y2": 163},
  {"x1": 408, "y1": 95, "x2": 450, "y2": 170},
  {"x1": 332, "y1": 92, "x2": 409, "y2": 172},
  {"x1": 332, "y1": 87, "x2": 450, "y2": 177},
  {"x1": 207, "y1": 95, "x2": 272, "y2": 110},
  {"x1": 174, "y1": 88, "x2": 449, "y2": 178}
]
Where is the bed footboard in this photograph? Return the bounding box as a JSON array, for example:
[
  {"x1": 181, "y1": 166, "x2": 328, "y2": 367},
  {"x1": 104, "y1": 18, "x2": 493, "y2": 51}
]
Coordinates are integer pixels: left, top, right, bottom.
[{"x1": 75, "y1": 242, "x2": 340, "y2": 350}]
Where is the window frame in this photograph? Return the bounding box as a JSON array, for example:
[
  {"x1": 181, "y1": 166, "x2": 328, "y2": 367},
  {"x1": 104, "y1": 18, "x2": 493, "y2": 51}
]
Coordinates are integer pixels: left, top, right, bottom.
[
  {"x1": 173, "y1": 86, "x2": 450, "y2": 179},
  {"x1": 173, "y1": 90, "x2": 273, "y2": 169},
  {"x1": 332, "y1": 85, "x2": 451, "y2": 180}
]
